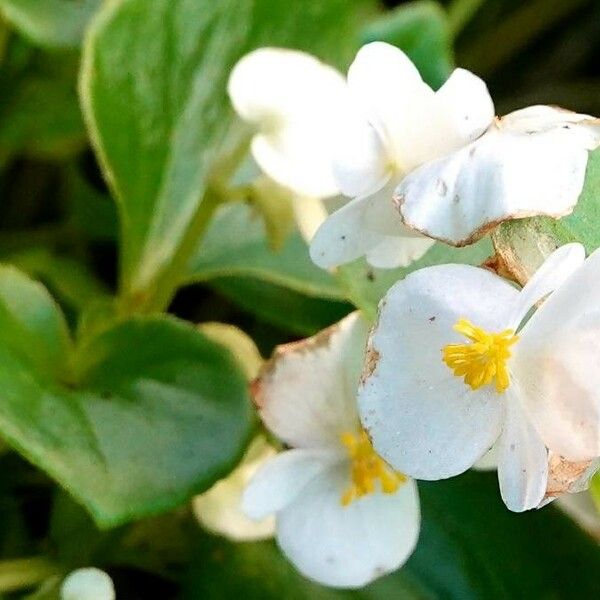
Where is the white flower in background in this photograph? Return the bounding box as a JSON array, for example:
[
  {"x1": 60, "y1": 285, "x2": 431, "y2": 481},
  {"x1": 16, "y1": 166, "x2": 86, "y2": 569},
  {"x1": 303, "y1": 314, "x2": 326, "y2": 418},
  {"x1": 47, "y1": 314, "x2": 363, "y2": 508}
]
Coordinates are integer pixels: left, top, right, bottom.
[
  {"x1": 396, "y1": 105, "x2": 600, "y2": 246},
  {"x1": 359, "y1": 243, "x2": 600, "y2": 512},
  {"x1": 230, "y1": 44, "x2": 600, "y2": 266},
  {"x1": 60, "y1": 568, "x2": 115, "y2": 600},
  {"x1": 243, "y1": 312, "x2": 420, "y2": 588},
  {"x1": 311, "y1": 42, "x2": 494, "y2": 269},
  {"x1": 193, "y1": 435, "x2": 276, "y2": 541}
]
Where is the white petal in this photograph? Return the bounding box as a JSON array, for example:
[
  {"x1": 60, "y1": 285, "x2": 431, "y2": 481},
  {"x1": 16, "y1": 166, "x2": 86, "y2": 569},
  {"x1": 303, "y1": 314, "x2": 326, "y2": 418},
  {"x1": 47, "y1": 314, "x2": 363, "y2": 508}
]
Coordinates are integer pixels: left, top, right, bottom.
[
  {"x1": 254, "y1": 312, "x2": 369, "y2": 448},
  {"x1": 291, "y1": 195, "x2": 329, "y2": 242},
  {"x1": 359, "y1": 264, "x2": 518, "y2": 479},
  {"x1": 365, "y1": 235, "x2": 434, "y2": 269},
  {"x1": 347, "y1": 44, "x2": 494, "y2": 173},
  {"x1": 228, "y1": 48, "x2": 350, "y2": 198},
  {"x1": 515, "y1": 248, "x2": 600, "y2": 459},
  {"x1": 434, "y1": 68, "x2": 495, "y2": 146},
  {"x1": 242, "y1": 449, "x2": 343, "y2": 520},
  {"x1": 193, "y1": 436, "x2": 277, "y2": 541},
  {"x1": 332, "y1": 117, "x2": 390, "y2": 198},
  {"x1": 397, "y1": 114, "x2": 598, "y2": 246},
  {"x1": 507, "y1": 243, "x2": 586, "y2": 328},
  {"x1": 497, "y1": 391, "x2": 548, "y2": 512},
  {"x1": 347, "y1": 42, "x2": 428, "y2": 161},
  {"x1": 310, "y1": 182, "x2": 425, "y2": 269},
  {"x1": 472, "y1": 443, "x2": 498, "y2": 471},
  {"x1": 277, "y1": 463, "x2": 420, "y2": 588},
  {"x1": 61, "y1": 568, "x2": 115, "y2": 600}
]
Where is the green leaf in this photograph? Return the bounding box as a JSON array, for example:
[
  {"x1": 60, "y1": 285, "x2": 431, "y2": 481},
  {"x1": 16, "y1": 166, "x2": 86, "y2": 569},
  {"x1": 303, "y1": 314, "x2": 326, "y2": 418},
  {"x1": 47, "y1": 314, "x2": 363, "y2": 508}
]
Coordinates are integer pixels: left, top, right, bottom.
[
  {"x1": 0, "y1": 54, "x2": 85, "y2": 161},
  {"x1": 338, "y1": 238, "x2": 493, "y2": 321},
  {"x1": 186, "y1": 203, "x2": 343, "y2": 300},
  {"x1": 210, "y1": 277, "x2": 352, "y2": 337},
  {"x1": 185, "y1": 471, "x2": 600, "y2": 599},
  {"x1": 81, "y1": 0, "x2": 376, "y2": 306},
  {"x1": 0, "y1": 0, "x2": 100, "y2": 49},
  {"x1": 361, "y1": 0, "x2": 453, "y2": 89},
  {"x1": 0, "y1": 269, "x2": 253, "y2": 527},
  {"x1": 493, "y1": 147, "x2": 600, "y2": 282}
]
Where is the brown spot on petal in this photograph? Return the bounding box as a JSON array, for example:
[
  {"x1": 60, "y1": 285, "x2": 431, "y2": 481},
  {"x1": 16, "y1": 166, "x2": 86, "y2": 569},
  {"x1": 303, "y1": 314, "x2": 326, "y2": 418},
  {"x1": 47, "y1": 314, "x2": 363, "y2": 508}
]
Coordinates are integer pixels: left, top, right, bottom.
[
  {"x1": 361, "y1": 347, "x2": 380, "y2": 386},
  {"x1": 544, "y1": 454, "x2": 592, "y2": 501},
  {"x1": 250, "y1": 319, "x2": 345, "y2": 411}
]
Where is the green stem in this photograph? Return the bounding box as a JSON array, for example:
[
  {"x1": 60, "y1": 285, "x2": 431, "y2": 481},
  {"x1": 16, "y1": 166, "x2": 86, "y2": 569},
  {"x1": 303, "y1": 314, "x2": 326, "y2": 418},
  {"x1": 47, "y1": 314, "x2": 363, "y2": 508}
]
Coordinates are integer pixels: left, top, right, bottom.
[
  {"x1": 0, "y1": 557, "x2": 61, "y2": 593},
  {"x1": 447, "y1": 0, "x2": 485, "y2": 37}
]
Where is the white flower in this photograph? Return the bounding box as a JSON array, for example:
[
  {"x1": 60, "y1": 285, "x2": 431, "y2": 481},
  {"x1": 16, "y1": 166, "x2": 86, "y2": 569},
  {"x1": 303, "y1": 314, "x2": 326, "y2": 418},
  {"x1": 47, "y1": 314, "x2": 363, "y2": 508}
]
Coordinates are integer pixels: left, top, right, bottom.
[
  {"x1": 61, "y1": 568, "x2": 115, "y2": 600},
  {"x1": 229, "y1": 43, "x2": 494, "y2": 269},
  {"x1": 310, "y1": 42, "x2": 495, "y2": 269},
  {"x1": 228, "y1": 47, "x2": 349, "y2": 199},
  {"x1": 359, "y1": 243, "x2": 600, "y2": 512},
  {"x1": 243, "y1": 312, "x2": 420, "y2": 588},
  {"x1": 396, "y1": 105, "x2": 600, "y2": 246},
  {"x1": 193, "y1": 436, "x2": 276, "y2": 541}
]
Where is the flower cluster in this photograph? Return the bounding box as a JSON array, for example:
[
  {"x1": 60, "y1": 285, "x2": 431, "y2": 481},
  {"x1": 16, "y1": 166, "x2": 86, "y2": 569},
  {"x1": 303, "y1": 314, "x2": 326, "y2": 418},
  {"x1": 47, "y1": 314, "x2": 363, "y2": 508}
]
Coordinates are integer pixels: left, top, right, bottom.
[{"x1": 227, "y1": 41, "x2": 600, "y2": 589}]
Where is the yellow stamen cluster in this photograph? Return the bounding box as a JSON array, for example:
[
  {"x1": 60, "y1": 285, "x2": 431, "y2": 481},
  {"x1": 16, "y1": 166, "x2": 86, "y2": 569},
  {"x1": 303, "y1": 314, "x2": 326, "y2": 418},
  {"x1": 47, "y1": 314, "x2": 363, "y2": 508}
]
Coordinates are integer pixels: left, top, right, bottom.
[
  {"x1": 443, "y1": 318, "x2": 518, "y2": 393},
  {"x1": 340, "y1": 430, "x2": 406, "y2": 506}
]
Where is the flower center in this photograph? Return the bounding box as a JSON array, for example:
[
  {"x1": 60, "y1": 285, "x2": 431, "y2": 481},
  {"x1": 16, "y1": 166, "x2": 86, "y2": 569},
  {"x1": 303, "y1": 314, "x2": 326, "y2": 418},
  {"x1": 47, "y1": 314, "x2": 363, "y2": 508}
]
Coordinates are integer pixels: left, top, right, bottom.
[
  {"x1": 340, "y1": 430, "x2": 406, "y2": 506},
  {"x1": 442, "y1": 318, "x2": 518, "y2": 393}
]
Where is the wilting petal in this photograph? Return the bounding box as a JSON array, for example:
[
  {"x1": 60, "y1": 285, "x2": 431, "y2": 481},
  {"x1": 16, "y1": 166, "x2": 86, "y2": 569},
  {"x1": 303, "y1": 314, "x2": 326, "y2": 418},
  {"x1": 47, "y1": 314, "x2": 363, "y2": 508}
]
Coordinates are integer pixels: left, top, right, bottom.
[
  {"x1": 193, "y1": 436, "x2": 277, "y2": 541},
  {"x1": 243, "y1": 449, "x2": 343, "y2": 520},
  {"x1": 397, "y1": 108, "x2": 600, "y2": 246},
  {"x1": 506, "y1": 243, "x2": 586, "y2": 328},
  {"x1": 277, "y1": 463, "x2": 420, "y2": 588},
  {"x1": 497, "y1": 391, "x2": 548, "y2": 512},
  {"x1": 359, "y1": 264, "x2": 518, "y2": 479},
  {"x1": 228, "y1": 48, "x2": 350, "y2": 198},
  {"x1": 515, "y1": 248, "x2": 600, "y2": 460},
  {"x1": 254, "y1": 312, "x2": 369, "y2": 448}
]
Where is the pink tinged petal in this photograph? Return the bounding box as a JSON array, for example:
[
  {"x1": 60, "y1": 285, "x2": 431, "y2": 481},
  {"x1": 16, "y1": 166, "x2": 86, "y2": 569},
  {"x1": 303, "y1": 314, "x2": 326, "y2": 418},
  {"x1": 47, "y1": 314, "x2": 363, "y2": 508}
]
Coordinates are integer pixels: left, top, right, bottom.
[
  {"x1": 359, "y1": 264, "x2": 517, "y2": 480},
  {"x1": 242, "y1": 449, "x2": 343, "y2": 520},
  {"x1": 497, "y1": 391, "x2": 548, "y2": 512},
  {"x1": 276, "y1": 463, "x2": 420, "y2": 588},
  {"x1": 228, "y1": 48, "x2": 351, "y2": 198},
  {"x1": 253, "y1": 312, "x2": 369, "y2": 449},
  {"x1": 515, "y1": 248, "x2": 600, "y2": 460},
  {"x1": 310, "y1": 182, "x2": 427, "y2": 269},
  {"x1": 507, "y1": 243, "x2": 586, "y2": 329},
  {"x1": 397, "y1": 110, "x2": 599, "y2": 246}
]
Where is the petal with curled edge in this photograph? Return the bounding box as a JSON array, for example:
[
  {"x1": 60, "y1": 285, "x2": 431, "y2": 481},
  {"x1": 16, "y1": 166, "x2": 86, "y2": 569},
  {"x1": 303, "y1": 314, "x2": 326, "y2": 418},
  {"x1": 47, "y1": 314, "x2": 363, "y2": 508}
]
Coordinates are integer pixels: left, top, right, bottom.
[
  {"x1": 514, "y1": 248, "x2": 600, "y2": 461},
  {"x1": 253, "y1": 312, "x2": 369, "y2": 449},
  {"x1": 359, "y1": 264, "x2": 518, "y2": 480},
  {"x1": 228, "y1": 48, "x2": 350, "y2": 198},
  {"x1": 276, "y1": 462, "x2": 420, "y2": 588},
  {"x1": 397, "y1": 106, "x2": 600, "y2": 246}
]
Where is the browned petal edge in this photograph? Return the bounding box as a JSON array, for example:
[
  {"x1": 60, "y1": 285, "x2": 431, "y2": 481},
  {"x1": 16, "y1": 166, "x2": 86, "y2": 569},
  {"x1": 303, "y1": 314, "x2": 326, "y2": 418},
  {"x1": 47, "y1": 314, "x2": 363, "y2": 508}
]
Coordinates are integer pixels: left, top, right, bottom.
[
  {"x1": 250, "y1": 318, "x2": 344, "y2": 411},
  {"x1": 481, "y1": 252, "x2": 520, "y2": 283},
  {"x1": 544, "y1": 454, "x2": 593, "y2": 501}
]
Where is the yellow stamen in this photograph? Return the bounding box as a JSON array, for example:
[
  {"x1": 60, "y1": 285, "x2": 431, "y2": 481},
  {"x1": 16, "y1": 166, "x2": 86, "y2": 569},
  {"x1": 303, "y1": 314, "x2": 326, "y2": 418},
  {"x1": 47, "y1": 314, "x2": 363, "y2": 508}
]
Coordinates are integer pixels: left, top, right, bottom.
[
  {"x1": 442, "y1": 317, "x2": 518, "y2": 393},
  {"x1": 340, "y1": 430, "x2": 406, "y2": 506}
]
